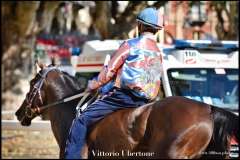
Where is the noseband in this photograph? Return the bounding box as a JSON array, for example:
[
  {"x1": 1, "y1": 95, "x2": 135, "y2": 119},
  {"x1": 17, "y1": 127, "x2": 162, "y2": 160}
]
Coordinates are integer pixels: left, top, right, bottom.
[{"x1": 24, "y1": 66, "x2": 57, "y2": 118}]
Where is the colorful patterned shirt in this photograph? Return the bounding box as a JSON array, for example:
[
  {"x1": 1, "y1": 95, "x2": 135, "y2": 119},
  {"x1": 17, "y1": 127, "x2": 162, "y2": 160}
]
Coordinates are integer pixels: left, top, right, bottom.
[{"x1": 89, "y1": 33, "x2": 162, "y2": 100}]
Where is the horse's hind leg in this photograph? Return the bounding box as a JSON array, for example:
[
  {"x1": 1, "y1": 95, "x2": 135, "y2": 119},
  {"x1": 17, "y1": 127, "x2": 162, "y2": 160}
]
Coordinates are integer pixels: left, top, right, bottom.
[{"x1": 167, "y1": 122, "x2": 213, "y2": 159}]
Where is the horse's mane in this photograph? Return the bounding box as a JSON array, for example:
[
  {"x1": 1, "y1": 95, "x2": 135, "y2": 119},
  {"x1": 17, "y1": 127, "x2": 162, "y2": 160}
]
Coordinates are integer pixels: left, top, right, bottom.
[
  {"x1": 210, "y1": 105, "x2": 239, "y2": 150},
  {"x1": 58, "y1": 70, "x2": 86, "y2": 97}
]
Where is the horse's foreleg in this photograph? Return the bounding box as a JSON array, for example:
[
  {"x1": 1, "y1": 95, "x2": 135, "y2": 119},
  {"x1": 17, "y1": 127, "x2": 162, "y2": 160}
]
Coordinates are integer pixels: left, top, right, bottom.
[
  {"x1": 81, "y1": 143, "x2": 89, "y2": 159},
  {"x1": 59, "y1": 148, "x2": 65, "y2": 159}
]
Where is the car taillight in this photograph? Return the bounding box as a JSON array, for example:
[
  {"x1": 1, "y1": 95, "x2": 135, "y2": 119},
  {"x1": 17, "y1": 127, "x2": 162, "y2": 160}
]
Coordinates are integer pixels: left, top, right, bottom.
[
  {"x1": 229, "y1": 135, "x2": 239, "y2": 158},
  {"x1": 230, "y1": 136, "x2": 238, "y2": 145}
]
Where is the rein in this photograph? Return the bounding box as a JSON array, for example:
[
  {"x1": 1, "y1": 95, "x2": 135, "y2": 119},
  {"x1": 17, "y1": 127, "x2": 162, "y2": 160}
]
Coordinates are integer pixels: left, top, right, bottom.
[{"x1": 25, "y1": 92, "x2": 86, "y2": 118}]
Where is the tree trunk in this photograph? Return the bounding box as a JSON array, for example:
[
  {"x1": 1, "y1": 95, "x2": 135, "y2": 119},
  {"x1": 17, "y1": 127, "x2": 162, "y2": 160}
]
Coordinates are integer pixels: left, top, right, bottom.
[
  {"x1": 91, "y1": 1, "x2": 111, "y2": 40},
  {"x1": 2, "y1": 2, "x2": 40, "y2": 92},
  {"x1": 110, "y1": 1, "x2": 167, "y2": 39},
  {"x1": 38, "y1": 1, "x2": 62, "y2": 34},
  {"x1": 111, "y1": 1, "x2": 148, "y2": 39},
  {"x1": 1, "y1": 1, "x2": 61, "y2": 92},
  {"x1": 228, "y1": 1, "x2": 238, "y2": 40},
  {"x1": 213, "y1": 1, "x2": 238, "y2": 40}
]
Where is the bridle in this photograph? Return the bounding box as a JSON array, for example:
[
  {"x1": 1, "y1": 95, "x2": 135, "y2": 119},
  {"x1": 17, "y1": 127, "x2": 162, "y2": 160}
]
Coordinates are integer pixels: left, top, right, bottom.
[
  {"x1": 24, "y1": 66, "x2": 86, "y2": 118},
  {"x1": 24, "y1": 66, "x2": 57, "y2": 118}
]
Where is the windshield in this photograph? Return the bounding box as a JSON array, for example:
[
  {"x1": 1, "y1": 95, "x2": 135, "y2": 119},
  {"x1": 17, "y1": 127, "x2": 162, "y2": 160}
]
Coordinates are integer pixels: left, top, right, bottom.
[{"x1": 167, "y1": 68, "x2": 238, "y2": 110}]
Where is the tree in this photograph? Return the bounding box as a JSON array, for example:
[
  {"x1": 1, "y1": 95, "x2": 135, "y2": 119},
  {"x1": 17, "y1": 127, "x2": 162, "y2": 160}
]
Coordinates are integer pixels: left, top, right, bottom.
[
  {"x1": 1, "y1": 1, "x2": 61, "y2": 92},
  {"x1": 210, "y1": 1, "x2": 239, "y2": 40},
  {"x1": 1, "y1": 1, "x2": 168, "y2": 93},
  {"x1": 2, "y1": 2, "x2": 40, "y2": 91},
  {"x1": 91, "y1": 1, "x2": 167, "y2": 39},
  {"x1": 2, "y1": 1, "x2": 237, "y2": 94}
]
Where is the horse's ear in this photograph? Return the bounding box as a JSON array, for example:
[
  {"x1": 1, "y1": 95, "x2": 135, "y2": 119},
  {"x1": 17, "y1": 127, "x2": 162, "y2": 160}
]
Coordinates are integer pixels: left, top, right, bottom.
[
  {"x1": 51, "y1": 57, "x2": 56, "y2": 66},
  {"x1": 36, "y1": 62, "x2": 41, "y2": 73},
  {"x1": 36, "y1": 60, "x2": 46, "y2": 70}
]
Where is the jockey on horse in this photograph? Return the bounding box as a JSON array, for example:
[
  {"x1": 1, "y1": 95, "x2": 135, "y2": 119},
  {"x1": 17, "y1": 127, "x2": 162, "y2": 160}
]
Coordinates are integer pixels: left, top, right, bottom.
[{"x1": 64, "y1": 7, "x2": 164, "y2": 159}]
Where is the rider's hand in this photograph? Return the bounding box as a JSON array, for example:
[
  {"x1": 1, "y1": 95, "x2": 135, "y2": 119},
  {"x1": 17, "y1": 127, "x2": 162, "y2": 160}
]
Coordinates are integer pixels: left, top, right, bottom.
[{"x1": 86, "y1": 80, "x2": 100, "y2": 92}]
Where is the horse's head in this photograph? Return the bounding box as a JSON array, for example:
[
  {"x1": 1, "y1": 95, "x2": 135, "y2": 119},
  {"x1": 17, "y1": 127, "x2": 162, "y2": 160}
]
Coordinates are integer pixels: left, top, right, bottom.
[{"x1": 15, "y1": 62, "x2": 57, "y2": 126}]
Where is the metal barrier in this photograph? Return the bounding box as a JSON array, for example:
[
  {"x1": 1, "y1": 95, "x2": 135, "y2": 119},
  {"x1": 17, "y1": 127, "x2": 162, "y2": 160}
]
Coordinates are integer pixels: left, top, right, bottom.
[
  {"x1": 2, "y1": 120, "x2": 51, "y2": 131},
  {"x1": 2, "y1": 110, "x2": 51, "y2": 131}
]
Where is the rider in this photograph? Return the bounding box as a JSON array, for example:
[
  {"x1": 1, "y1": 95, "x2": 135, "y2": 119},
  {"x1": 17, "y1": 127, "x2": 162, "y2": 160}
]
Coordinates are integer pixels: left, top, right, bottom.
[{"x1": 64, "y1": 7, "x2": 163, "y2": 159}]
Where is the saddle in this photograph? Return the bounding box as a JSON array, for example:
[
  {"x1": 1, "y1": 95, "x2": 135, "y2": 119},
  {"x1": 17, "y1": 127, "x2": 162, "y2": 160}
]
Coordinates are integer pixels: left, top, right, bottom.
[{"x1": 75, "y1": 88, "x2": 155, "y2": 117}]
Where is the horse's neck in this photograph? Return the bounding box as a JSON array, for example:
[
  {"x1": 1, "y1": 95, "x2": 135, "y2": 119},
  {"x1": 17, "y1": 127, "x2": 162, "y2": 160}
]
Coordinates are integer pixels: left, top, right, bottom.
[
  {"x1": 49, "y1": 102, "x2": 76, "y2": 151},
  {"x1": 46, "y1": 74, "x2": 81, "y2": 152},
  {"x1": 46, "y1": 72, "x2": 82, "y2": 121}
]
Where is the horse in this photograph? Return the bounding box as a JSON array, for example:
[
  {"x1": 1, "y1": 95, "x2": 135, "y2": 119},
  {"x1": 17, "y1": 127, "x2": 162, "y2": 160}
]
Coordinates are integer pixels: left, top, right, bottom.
[{"x1": 15, "y1": 64, "x2": 239, "y2": 159}]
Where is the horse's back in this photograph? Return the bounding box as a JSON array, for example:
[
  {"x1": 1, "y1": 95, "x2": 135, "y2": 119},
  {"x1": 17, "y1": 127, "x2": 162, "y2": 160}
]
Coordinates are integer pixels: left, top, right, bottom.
[
  {"x1": 140, "y1": 96, "x2": 214, "y2": 158},
  {"x1": 87, "y1": 96, "x2": 214, "y2": 158},
  {"x1": 152, "y1": 96, "x2": 212, "y2": 123}
]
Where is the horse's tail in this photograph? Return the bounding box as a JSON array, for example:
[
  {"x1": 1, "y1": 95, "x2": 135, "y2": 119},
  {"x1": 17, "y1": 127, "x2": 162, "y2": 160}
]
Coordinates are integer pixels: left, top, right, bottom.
[{"x1": 210, "y1": 105, "x2": 239, "y2": 150}]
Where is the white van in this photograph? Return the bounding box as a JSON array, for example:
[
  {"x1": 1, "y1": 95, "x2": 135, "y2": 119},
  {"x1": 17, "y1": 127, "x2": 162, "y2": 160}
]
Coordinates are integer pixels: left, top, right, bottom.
[
  {"x1": 73, "y1": 39, "x2": 238, "y2": 115},
  {"x1": 72, "y1": 39, "x2": 123, "y2": 88},
  {"x1": 158, "y1": 40, "x2": 238, "y2": 114}
]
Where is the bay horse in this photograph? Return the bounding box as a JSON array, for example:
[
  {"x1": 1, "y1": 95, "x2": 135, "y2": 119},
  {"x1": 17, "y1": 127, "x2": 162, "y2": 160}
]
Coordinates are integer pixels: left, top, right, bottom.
[{"x1": 15, "y1": 65, "x2": 239, "y2": 159}]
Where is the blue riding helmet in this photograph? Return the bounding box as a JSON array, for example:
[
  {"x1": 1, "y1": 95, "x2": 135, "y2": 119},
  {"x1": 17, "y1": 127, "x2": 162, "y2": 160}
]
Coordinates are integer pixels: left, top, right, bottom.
[{"x1": 136, "y1": 7, "x2": 163, "y2": 30}]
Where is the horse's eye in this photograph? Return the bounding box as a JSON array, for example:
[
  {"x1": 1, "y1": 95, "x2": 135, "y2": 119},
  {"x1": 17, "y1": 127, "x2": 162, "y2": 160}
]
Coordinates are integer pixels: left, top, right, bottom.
[{"x1": 30, "y1": 80, "x2": 34, "y2": 86}]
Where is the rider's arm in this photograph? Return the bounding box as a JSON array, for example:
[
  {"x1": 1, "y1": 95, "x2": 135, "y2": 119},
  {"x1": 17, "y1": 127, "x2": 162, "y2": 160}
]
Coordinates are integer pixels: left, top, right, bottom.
[{"x1": 88, "y1": 41, "x2": 130, "y2": 90}]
